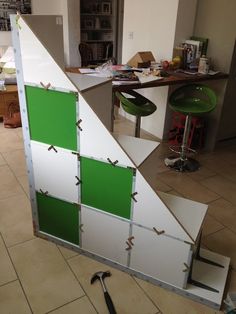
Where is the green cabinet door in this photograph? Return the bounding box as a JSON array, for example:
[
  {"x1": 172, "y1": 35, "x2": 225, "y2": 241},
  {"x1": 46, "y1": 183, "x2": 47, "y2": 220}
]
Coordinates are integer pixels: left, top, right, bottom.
[
  {"x1": 37, "y1": 193, "x2": 79, "y2": 245},
  {"x1": 80, "y1": 157, "x2": 133, "y2": 219},
  {"x1": 25, "y1": 86, "x2": 77, "y2": 150}
]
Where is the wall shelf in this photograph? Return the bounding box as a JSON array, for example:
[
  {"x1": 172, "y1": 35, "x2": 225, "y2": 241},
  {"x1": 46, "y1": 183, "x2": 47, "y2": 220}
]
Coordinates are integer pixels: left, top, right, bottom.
[{"x1": 80, "y1": 0, "x2": 116, "y2": 63}]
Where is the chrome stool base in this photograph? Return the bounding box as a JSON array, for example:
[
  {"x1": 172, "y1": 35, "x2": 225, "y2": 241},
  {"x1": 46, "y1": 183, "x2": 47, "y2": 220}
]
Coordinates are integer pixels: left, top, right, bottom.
[{"x1": 164, "y1": 156, "x2": 200, "y2": 172}]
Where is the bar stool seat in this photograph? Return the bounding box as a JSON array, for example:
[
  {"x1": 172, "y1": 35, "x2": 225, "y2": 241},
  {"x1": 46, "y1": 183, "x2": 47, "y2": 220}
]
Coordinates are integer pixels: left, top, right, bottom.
[
  {"x1": 115, "y1": 90, "x2": 156, "y2": 137},
  {"x1": 165, "y1": 84, "x2": 217, "y2": 172}
]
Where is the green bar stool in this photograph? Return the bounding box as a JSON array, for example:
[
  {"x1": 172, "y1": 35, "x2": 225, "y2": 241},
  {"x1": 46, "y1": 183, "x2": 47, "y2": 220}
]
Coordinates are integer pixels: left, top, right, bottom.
[
  {"x1": 115, "y1": 90, "x2": 157, "y2": 138},
  {"x1": 165, "y1": 84, "x2": 217, "y2": 172}
]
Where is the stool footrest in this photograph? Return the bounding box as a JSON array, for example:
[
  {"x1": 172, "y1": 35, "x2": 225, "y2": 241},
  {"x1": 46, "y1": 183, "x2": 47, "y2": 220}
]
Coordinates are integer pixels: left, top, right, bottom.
[
  {"x1": 164, "y1": 156, "x2": 200, "y2": 172},
  {"x1": 169, "y1": 145, "x2": 196, "y2": 156}
]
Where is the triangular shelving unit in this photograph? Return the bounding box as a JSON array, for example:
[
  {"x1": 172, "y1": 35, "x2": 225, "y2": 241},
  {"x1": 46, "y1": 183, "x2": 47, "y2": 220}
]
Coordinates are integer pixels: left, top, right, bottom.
[{"x1": 11, "y1": 13, "x2": 230, "y2": 310}]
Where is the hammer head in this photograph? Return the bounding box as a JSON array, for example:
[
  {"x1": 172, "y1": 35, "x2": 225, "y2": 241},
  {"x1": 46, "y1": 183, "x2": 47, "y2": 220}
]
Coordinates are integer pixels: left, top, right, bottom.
[{"x1": 90, "y1": 270, "x2": 111, "y2": 284}]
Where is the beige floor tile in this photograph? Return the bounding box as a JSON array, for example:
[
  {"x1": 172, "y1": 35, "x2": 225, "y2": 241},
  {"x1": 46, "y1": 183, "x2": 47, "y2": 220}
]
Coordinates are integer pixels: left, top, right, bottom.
[
  {"x1": 0, "y1": 280, "x2": 31, "y2": 314},
  {"x1": 0, "y1": 235, "x2": 17, "y2": 285},
  {"x1": 167, "y1": 189, "x2": 183, "y2": 197},
  {"x1": 0, "y1": 152, "x2": 6, "y2": 166},
  {"x1": 2, "y1": 149, "x2": 27, "y2": 177},
  {"x1": 187, "y1": 165, "x2": 216, "y2": 181},
  {"x1": 154, "y1": 178, "x2": 172, "y2": 193},
  {"x1": 68, "y1": 254, "x2": 158, "y2": 314},
  {"x1": 140, "y1": 148, "x2": 171, "y2": 179},
  {"x1": 50, "y1": 296, "x2": 97, "y2": 314},
  {"x1": 215, "y1": 146, "x2": 236, "y2": 166},
  {"x1": 57, "y1": 245, "x2": 79, "y2": 260},
  {"x1": 0, "y1": 194, "x2": 34, "y2": 247},
  {"x1": 202, "y1": 214, "x2": 225, "y2": 237},
  {"x1": 200, "y1": 156, "x2": 236, "y2": 183},
  {"x1": 228, "y1": 269, "x2": 236, "y2": 291},
  {"x1": 0, "y1": 121, "x2": 11, "y2": 133},
  {"x1": 208, "y1": 198, "x2": 236, "y2": 233},
  {"x1": 9, "y1": 238, "x2": 84, "y2": 314},
  {"x1": 224, "y1": 268, "x2": 236, "y2": 293},
  {"x1": 114, "y1": 114, "x2": 159, "y2": 142},
  {"x1": 135, "y1": 278, "x2": 223, "y2": 314},
  {"x1": 0, "y1": 129, "x2": 24, "y2": 153},
  {"x1": 0, "y1": 165, "x2": 24, "y2": 200},
  {"x1": 14, "y1": 126, "x2": 24, "y2": 140},
  {"x1": 203, "y1": 228, "x2": 236, "y2": 270},
  {"x1": 157, "y1": 171, "x2": 219, "y2": 203},
  {"x1": 201, "y1": 175, "x2": 236, "y2": 206},
  {"x1": 17, "y1": 174, "x2": 30, "y2": 197}
]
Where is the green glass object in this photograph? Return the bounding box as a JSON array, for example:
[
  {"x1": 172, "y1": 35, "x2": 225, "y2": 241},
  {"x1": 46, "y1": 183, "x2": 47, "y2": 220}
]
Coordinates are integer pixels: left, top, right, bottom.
[
  {"x1": 25, "y1": 86, "x2": 77, "y2": 150},
  {"x1": 80, "y1": 157, "x2": 133, "y2": 219},
  {"x1": 37, "y1": 193, "x2": 79, "y2": 245},
  {"x1": 115, "y1": 90, "x2": 156, "y2": 116},
  {"x1": 169, "y1": 84, "x2": 217, "y2": 115}
]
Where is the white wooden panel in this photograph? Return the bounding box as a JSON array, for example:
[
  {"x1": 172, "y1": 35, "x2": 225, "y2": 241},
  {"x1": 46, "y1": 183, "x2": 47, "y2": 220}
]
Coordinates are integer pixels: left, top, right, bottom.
[
  {"x1": 31, "y1": 141, "x2": 78, "y2": 203},
  {"x1": 133, "y1": 171, "x2": 193, "y2": 243},
  {"x1": 67, "y1": 72, "x2": 111, "y2": 93},
  {"x1": 81, "y1": 81, "x2": 112, "y2": 131},
  {"x1": 18, "y1": 16, "x2": 76, "y2": 91},
  {"x1": 130, "y1": 225, "x2": 191, "y2": 288},
  {"x1": 187, "y1": 248, "x2": 230, "y2": 307},
  {"x1": 81, "y1": 206, "x2": 129, "y2": 265},
  {"x1": 23, "y1": 15, "x2": 65, "y2": 68},
  {"x1": 158, "y1": 192, "x2": 208, "y2": 242},
  {"x1": 79, "y1": 95, "x2": 135, "y2": 168},
  {"x1": 113, "y1": 134, "x2": 160, "y2": 167}
]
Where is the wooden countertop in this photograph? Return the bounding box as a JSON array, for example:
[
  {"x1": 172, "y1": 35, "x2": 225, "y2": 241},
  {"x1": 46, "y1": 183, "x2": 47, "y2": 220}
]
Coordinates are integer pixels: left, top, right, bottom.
[
  {"x1": 112, "y1": 71, "x2": 229, "y2": 92},
  {"x1": 65, "y1": 67, "x2": 228, "y2": 92},
  {"x1": 0, "y1": 84, "x2": 18, "y2": 94}
]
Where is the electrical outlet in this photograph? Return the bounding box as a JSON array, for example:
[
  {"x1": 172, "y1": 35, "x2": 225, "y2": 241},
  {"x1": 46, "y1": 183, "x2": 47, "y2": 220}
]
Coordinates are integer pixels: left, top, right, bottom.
[{"x1": 128, "y1": 32, "x2": 134, "y2": 40}]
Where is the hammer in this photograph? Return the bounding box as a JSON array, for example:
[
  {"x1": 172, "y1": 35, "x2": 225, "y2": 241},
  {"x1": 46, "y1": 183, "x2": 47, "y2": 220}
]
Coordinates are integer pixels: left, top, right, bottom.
[{"x1": 91, "y1": 271, "x2": 116, "y2": 314}]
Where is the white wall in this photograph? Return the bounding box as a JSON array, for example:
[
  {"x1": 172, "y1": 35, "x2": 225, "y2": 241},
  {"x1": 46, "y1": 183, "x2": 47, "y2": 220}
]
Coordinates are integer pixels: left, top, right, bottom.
[
  {"x1": 0, "y1": 32, "x2": 12, "y2": 46},
  {"x1": 32, "y1": 0, "x2": 80, "y2": 66},
  {"x1": 121, "y1": 0, "x2": 197, "y2": 139},
  {"x1": 174, "y1": 0, "x2": 198, "y2": 46},
  {"x1": 194, "y1": 0, "x2": 236, "y2": 146},
  {"x1": 0, "y1": 0, "x2": 63, "y2": 47},
  {"x1": 31, "y1": 0, "x2": 63, "y2": 14},
  {"x1": 66, "y1": 0, "x2": 81, "y2": 67},
  {"x1": 0, "y1": 0, "x2": 80, "y2": 66},
  {"x1": 122, "y1": 0, "x2": 179, "y2": 64},
  {"x1": 194, "y1": 0, "x2": 236, "y2": 73}
]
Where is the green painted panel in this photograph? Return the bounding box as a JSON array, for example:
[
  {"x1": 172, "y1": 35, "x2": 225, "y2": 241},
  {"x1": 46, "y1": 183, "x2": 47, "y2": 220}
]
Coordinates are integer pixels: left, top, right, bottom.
[
  {"x1": 25, "y1": 86, "x2": 77, "y2": 150},
  {"x1": 37, "y1": 193, "x2": 79, "y2": 245},
  {"x1": 80, "y1": 157, "x2": 133, "y2": 219}
]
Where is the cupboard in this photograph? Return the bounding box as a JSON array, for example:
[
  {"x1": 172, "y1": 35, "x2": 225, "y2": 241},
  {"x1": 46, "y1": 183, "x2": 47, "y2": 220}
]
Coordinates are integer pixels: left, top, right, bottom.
[{"x1": 80, "y1": 0, "x2": 119, "y2": 62}]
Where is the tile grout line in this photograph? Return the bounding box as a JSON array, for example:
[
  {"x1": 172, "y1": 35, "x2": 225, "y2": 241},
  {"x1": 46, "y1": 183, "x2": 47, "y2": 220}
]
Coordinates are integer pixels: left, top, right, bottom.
[
  {"x1": 7, "y1": 236, "x2": 36, "y2": 250},
  {"x1": 131, "y1": 275, "x2": 162, "y2": 313},
  {"x1": 0, "y1": 278, "x2": 18, "y2": 288},
  {"x1": 0, "y1": 232, "x2": 34, "y2": 314},
  {"x1": 56, "y1": 246, "x2": 99, "y2": 314},
  {"x1": 44, "y1": 295, "x2": 91, "y2": 314},
  {"x1": 0, "y1": 157, "x2": 30, "y2": 200},
  {"x1": 202, "y1": 225, "x2": 226, "y2": 239},
  {"x1": 207, "y1": 211, "x2": 236, "y2": 236},
  {"x1": 199, "y1": 173, "x2": 236, "y2": 196}
]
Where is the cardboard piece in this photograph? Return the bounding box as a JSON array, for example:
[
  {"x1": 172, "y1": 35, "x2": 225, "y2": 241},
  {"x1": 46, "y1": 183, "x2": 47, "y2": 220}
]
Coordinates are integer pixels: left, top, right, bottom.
[{"x1": 127, "y1": 51, "x2": 155, "y2": 68}]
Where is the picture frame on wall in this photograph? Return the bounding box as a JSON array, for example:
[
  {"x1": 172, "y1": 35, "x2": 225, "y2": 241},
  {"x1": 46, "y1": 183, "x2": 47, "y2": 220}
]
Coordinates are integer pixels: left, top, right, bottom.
[
  {"x1": 0, "y1": 0, "x2": 31, "y2": 31},
  {"x1": 84, "y1": 19, "x2": 94, "y2": 29},
  {"x1": 102, "y1": 2, "x2": 111, "y2": 15}
]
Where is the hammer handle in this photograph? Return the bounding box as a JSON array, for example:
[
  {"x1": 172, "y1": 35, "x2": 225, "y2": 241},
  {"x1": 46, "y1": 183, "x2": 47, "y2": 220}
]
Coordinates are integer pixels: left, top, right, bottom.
[{"x1": 104, "y1": 291, "x2": 116, "y2": 314}]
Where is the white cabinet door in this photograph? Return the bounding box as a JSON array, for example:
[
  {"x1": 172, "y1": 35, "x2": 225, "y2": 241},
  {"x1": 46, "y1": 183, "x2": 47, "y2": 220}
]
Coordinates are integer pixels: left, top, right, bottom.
[
  {"x1": 130, "y1": 225, "x2": 191, "y2": 289},
  {"x1": 81, "y1": 206, "x2": 130, "y2": 266},
  {"x1": 31, "y1": 141, "x2": 79, "y2": 203},
  {"x1": 79, "y1": 95, "x2": 134, "y2": 168},
  {"x1": 132, "y1": 171, "x2": 193, "y2": 243},
  {"x1": 19, "y1": 16, "x2": 76, "y2": 91}
]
